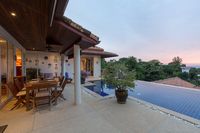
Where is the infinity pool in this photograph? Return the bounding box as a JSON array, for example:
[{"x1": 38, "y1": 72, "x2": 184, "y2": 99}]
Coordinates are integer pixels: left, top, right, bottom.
[{"x1": 85, "y1": 80, "x2": 200, "y2": 120}]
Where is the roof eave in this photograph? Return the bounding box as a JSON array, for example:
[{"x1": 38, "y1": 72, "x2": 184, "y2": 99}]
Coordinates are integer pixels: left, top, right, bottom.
[{"x1": 81, "y1": 51, "x2": 118, "y2": 58}]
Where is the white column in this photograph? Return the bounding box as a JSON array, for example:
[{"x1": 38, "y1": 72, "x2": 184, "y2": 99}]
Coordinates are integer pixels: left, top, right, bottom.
[
  {"x1": 61, "y1": 54, "x2": 65, "y2": 76},
  {"x1": 74, "y1": 45, "x2": 81, "y2": 105}
]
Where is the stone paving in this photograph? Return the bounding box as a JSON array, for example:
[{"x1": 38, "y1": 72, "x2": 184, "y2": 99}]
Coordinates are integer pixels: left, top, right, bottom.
[{"x1": 0, "y1": 83, "x2": 199, "y2": 133}]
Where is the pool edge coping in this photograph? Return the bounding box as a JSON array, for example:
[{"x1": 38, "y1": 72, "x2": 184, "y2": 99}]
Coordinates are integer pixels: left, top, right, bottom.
[
  {"x1": 138, "y1": 80, "x2": 200, "y2": 92},
  {"x1": 83, "y1": 86, "x2": 200, "y2": 128},
  {"x1": 127, "y1": 96, "x2": 200, "y2": 128},
  {"x1": 82, "y1": 79, "x2": 200, "y2": 128}
]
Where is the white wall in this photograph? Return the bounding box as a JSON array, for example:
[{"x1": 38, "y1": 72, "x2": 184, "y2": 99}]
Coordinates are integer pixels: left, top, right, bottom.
[
  {"x1": 65, "y1": 55, "x2": 101, "y2": 80},
  {"x1": 93, "y1": 56, "x2": 101, "y2": 78},
  {"x1": 25, "y1": 52, "x2": 102, "y2": 79},
  {"x1": 65, "y1": 58, "x2": 74, "y2": 79},
  {"x1": 26, "y1": 51, "x2": 61, "y2": 77}
]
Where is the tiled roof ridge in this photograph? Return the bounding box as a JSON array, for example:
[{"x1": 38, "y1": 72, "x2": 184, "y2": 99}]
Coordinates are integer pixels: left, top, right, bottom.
[
  {"x1": 85, "y1": 46, "x2": 104, "y2": 51},
  {"x1": 154, "y1": 77, "x2": 198, "y2": 89},
  {"x1": 62, "y1": 16, "x2": 99, "y2": 41}
]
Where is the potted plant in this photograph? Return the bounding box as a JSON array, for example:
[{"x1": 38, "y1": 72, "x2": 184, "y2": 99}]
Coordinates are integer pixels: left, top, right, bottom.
[{"x1": 104, "y1": 62, "x2": 135, "y2": 104}]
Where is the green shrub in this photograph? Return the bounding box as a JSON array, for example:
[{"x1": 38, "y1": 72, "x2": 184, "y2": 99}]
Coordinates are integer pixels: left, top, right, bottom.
[{"x1": 104, "y1": 62, "x2": 135, "y2": 90}]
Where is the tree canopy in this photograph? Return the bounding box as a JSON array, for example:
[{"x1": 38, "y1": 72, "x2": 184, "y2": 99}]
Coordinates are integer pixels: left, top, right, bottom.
[{"x1": 101, "y1": 56, "x2": 200, "y2": 86}]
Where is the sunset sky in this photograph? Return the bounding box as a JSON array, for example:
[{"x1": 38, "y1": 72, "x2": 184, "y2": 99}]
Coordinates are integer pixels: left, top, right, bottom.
[{"x1": 64, "y1": 0, "x2": 200, "y2": 65}]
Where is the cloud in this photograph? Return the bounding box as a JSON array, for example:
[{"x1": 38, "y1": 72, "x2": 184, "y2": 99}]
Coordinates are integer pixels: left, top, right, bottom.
[{"x1": 65, "y1": 0, "x2": 200, "y2": 64}]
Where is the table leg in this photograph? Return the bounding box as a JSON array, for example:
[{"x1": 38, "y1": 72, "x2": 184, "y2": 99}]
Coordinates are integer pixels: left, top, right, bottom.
[
  {"x1": 55, "y1": 86, "x2": 57, "y2": 105},
  {"x1": 26, "y1": 88, "x2": 30, "y2": 111}
]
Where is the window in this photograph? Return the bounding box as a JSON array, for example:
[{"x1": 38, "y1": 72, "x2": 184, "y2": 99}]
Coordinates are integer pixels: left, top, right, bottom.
[
  {"x1": 0, "y1": 37, "x2": 14, "y2": 105},
  {"x1": 81, "y1": 57, "x2": 94, "y2": 76}
]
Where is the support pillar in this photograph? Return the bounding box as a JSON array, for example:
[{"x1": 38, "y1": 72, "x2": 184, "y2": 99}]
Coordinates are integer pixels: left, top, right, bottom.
[
  {"x1": 74, "y1": 45, "x2": 81, "y2": 105},
  {"x1": 61, "y1": 54, "x2": 65, "y2": 76}
]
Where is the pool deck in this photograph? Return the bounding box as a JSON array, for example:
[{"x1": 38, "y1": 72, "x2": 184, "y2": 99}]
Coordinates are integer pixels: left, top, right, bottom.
[{"x1": 0, "y1": 83, "x2": 200, "y2": 133}]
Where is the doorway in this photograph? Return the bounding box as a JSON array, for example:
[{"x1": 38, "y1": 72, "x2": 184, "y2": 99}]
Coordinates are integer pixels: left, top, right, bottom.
[
  {"x1": 81, "y1": 57, "x2": 94, "y2": 76},
  {"x1": 16, "y1": 48, "x2": 22, "y2": 76},
  {"x1": 0, "y1": 36, "x2": 14, "y2": 105}
]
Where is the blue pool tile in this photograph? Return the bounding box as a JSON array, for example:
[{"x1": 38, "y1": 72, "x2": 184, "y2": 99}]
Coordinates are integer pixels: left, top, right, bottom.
[{"x1": 85, "y1": 80, "x2": 200, "y2": 120}]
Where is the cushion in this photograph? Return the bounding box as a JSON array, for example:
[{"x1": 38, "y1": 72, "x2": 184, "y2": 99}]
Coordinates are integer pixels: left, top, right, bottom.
[{"x1": 16, "y1": 91, "x2": 26, "y2": 96}]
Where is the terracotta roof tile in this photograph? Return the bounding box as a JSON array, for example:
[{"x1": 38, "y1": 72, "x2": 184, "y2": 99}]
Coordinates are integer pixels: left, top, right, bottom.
[
  {"x1": 154, "y1": 77, "x2": 198, "y2": 89},
  {"x1": 82, "y1": 46, "x2": 118, "y2": 58}
]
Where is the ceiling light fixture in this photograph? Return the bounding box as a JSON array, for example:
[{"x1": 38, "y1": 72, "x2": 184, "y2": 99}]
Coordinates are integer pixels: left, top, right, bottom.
[
  {"x1": 10, "y1": 12, "x2": 16, "y2": 17},
  {"x1": 0, "y1": 39, "x2": 6, "y2": 43}
]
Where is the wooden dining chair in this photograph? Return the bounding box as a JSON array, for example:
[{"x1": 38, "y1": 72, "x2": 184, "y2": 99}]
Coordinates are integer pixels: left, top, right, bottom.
[
  {"x1": 14, "y1": 78, "x2": 26, "y2": 91},
  {"x1": 52, "y1": 79, "x2": 68, "y2": 101},
  {"x1": 33, "y1": 86, "x2": 52, "y2": 111},
  {"x1": 59, "y1": 76, "x2": 64, "y2": 87},
  {"x1": 7, "y1": 82, "x2": 26, "y2": 110},
  {"x1": 0, "y1": 125, "x2": 8, "y2": 133}
]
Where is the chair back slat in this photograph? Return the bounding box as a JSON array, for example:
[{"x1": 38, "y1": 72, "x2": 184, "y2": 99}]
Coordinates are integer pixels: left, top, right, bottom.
[
  {"x1": 14, "y1": 78, "x2": 23, "y2": 91},
  {"x1": 7, "y1": 82, "x2": 18, "y2": 98},
  {"x1": 14, "y1": 77, "x2": 26, "y2": 86},
  {"x1": 60, "y1": 79, "x2": 68, "y2": 92},
  {"x1": 59, "y1": 76, "x2": 65, "y2": 86}
]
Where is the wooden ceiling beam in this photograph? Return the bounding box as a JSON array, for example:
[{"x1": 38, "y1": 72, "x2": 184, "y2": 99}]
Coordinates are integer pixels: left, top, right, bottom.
[
  {"x1": 0, "y1": 2, "x2": 25, "y2": 42},
  {"x1": 14, "y1": 0, "x2": 47, "y2": 16},
  {"x1": 55, "y1": 0, "x2": 69, "y2": 17},
  {"x1": 0, "y1": 0, "x2": 50, "y2": 51},
  {"x1": 61, "y1": 37, "x2": 81, "y2": 54}
]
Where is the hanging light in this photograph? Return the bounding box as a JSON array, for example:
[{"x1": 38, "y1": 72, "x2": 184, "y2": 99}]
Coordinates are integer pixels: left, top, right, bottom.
[{"x1": 10, "y1": 12, "x2": 16, "y2": 17}]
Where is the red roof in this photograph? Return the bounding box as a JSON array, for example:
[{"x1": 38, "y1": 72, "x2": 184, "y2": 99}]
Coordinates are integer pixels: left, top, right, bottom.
[
  {"x1": 154, "y1": 77, "x2": 199, "y2": 89},
  {"x1": 81, "y1": 46, "x2": 118, "y2": 58}
]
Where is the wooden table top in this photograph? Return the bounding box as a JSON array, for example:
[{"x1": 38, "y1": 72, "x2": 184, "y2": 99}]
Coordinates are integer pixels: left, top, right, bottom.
[
  {"x1": 26, "y1": 80, "x2": 58, "y2": 89},
  {"x1": 25, "y1": 80, "x2": 59, "y2": 111}
]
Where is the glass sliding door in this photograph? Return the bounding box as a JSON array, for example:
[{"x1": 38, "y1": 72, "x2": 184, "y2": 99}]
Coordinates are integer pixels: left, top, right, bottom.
[
  {"x1": 0, "y1": 37, "x2": 9, "y2": 104},
  {"x1": 81, "y1": 57, "x2": 94, "y2": 76},
  {"x1": 16, "y1": 48, "x2": 22, "y2": 76},
  {"x1": 7, "y1": 42, "x2": 14, "y2": 82},
  {"x1": 0, "y1": 36, "x2": 14, "y2": 106}
]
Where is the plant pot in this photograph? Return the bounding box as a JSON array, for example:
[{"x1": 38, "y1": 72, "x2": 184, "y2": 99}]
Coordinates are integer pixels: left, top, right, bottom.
[
  {"x1": 115, "y1": 89, "x2": 128, "y2": 104},
  {"x1": 81, "y1": 77, "x2": 86, "y2": 84}
]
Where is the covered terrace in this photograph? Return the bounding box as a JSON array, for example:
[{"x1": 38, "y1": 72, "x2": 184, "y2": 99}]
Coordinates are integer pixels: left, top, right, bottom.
[
  {"x1": 0, "y1": 0, "x2": 99, "y2": 105},
  {"x1": 0, "y1": 1, "x2": 200, "y2": 133}
]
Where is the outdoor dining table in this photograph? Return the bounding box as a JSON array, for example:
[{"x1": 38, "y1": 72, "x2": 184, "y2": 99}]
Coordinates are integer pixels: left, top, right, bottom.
[{"x1": 25, "y1": 80, "x2": 58, "y2": 111}]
